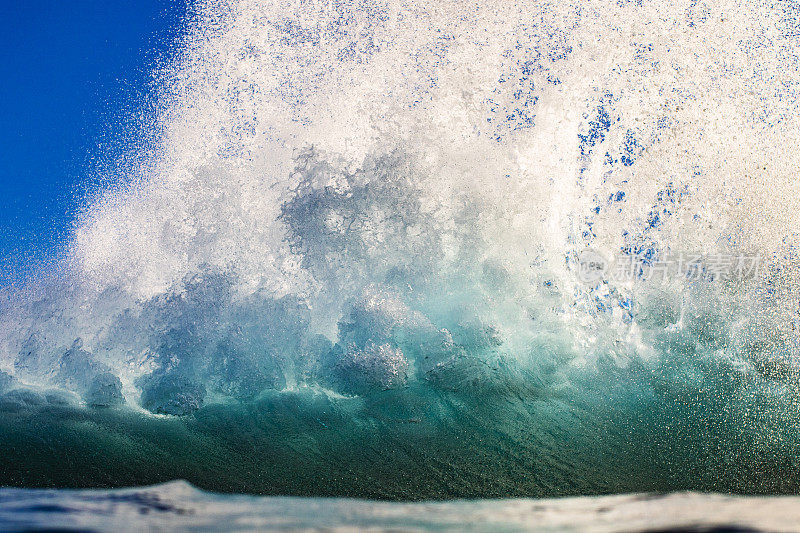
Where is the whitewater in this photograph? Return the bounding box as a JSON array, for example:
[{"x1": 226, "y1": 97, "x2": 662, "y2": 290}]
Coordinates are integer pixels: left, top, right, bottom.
[{"x1": 3, "y1": 0, "x2": 800, "y2": 518}]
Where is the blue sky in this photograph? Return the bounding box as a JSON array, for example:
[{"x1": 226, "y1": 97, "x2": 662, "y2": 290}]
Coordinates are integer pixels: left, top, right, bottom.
[{"x1": 0, "y1": 0, "x2": 187, "y2": 279}]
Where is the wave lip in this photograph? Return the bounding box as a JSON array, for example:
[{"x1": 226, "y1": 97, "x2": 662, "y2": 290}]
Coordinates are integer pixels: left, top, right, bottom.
[{"x1": 3, "y1": 0, "x2": 800, "y2": 508}]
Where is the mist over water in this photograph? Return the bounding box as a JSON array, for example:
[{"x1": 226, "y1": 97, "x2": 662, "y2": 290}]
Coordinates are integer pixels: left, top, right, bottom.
[{"x1": 2, "y1": 0, "x2": 800, "y2": 498}]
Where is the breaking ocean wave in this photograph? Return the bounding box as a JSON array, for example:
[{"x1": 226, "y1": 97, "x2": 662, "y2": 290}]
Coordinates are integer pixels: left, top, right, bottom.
[{"x1": 3, "y1": 0, "x2": 800, "y2": 503}]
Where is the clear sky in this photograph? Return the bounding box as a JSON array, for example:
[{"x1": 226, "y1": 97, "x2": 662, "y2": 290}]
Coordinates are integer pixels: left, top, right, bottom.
[{"x1": 0, "y1": 0, "x2": 187, "y2": 280}]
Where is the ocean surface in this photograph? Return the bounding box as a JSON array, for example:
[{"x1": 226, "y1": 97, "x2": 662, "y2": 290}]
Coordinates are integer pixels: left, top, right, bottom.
[
  {"x1": 2, "y1": 481, "x2": 799, "y2": 532},
  {"x1": 2, "y1": 0, "x2": 800, "y2": 526}
]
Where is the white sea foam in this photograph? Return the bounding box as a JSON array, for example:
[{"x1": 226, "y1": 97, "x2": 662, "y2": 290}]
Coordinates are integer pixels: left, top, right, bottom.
[{"x1": 1, "y1": 1, "x2": 800, "y2": 480}]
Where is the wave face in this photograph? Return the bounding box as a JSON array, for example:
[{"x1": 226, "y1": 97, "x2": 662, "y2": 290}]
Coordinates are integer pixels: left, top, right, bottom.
[{"x1": 3, "y1": 0, "x2": 800, "y2": 498}]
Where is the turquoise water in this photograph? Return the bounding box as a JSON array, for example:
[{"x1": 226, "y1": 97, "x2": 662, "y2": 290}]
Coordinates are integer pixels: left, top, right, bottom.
[
  {"x1": 3, "y1": 0, "x2": 800, "y2": 514},
  {"x1": 2, "y1": 366, "x2": 800, "y2": 497}
]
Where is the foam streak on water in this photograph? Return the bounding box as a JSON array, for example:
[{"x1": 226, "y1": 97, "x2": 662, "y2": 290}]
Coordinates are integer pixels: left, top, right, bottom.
[
  {"x1": 3, "y1": 481, "x2": 800, "y2": 532},
  {"x1": 2, "y1": 0, "x2": 800, "y2": 497}
]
